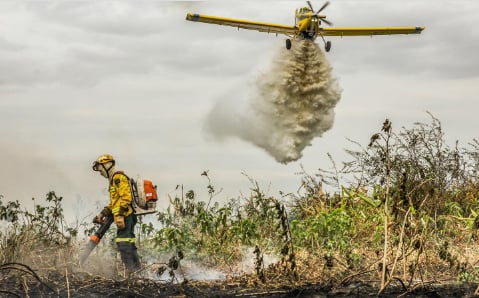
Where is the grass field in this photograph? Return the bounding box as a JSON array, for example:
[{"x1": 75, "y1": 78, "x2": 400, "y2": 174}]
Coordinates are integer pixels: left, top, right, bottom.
[{"x1": 2, "y1": 115, "x2": 479, "y2": 297}]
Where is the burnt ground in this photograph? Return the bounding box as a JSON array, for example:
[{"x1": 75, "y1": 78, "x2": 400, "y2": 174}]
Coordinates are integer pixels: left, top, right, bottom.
[{"x1": 1, "y1": 270, "x2": 479, "y2": 298}]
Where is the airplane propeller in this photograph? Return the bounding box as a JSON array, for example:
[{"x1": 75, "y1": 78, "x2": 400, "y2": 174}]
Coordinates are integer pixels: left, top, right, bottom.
[{"x1": 307, "y1": 1, "x2": 333, "y2": 26}]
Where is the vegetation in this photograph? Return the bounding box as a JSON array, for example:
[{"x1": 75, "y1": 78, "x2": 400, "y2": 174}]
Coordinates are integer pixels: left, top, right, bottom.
[{"x1": 2, "y1": 114, "x2": 479, "y2": 296}]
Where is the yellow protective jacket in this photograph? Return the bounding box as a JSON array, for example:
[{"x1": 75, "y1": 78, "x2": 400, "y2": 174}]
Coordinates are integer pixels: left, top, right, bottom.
[{"x1": 107, "y1": 171, "x2": 134, "y2": 217}]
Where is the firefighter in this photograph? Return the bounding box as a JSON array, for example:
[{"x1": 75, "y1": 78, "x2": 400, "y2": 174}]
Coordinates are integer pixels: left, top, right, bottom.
[{"x1": 92, "y1": 153, "x2": 141, "y2": 274}]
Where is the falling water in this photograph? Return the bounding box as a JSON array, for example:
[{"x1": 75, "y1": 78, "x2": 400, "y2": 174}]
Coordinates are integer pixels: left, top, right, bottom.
[{"x1": 205, "y1": 39, "x2": 342, "y2": 164}]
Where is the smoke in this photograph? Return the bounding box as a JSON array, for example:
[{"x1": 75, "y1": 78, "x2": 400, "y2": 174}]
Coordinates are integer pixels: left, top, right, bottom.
[
  {"x1": 170, "y1": 261, "x2": 226, "y2": 281},
  {"x1": 143, "y1": 246, "x2": 278, "y2": 281},
  {"x1": 0, "y1": 142, "x2": 72, "y2": 201},
  {"x1": 205, "y1": 39, "x2": 342, "y2": 164}
]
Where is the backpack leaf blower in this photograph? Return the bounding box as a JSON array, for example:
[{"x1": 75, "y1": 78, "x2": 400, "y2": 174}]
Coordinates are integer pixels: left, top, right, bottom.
[{"x1": 79, "y1": 214, "x2": 114, "y2": 265}]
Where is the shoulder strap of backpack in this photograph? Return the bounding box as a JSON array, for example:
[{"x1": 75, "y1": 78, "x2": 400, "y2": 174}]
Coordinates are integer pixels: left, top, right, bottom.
[{"x1": 110, "y1": 171, "x2": 130, "y2": 185}]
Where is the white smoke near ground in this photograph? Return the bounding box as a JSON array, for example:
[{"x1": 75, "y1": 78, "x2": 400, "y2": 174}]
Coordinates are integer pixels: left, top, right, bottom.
[
  {"x1": 152, "y1": 260, "x2": 227, "y2": 282},
  {"x1": 205, "y1": 39, "x2": 342, "y2": 164},
  {"x1": 145, "y1": 246, "x2": 279, "y2": 282},
  {"x1": 236, "y1": 246, "x2": 279, "y2": 273}
]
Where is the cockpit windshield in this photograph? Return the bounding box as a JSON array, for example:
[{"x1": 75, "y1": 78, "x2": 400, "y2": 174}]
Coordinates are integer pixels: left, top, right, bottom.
[{"x1": 297, "y1": 7, "x2": 311, "y2": 21}]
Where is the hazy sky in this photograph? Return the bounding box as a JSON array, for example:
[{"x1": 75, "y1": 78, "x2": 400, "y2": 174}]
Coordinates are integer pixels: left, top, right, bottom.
[{"x1": 1, "y1": 1, "x2": 478, "y2": 219}]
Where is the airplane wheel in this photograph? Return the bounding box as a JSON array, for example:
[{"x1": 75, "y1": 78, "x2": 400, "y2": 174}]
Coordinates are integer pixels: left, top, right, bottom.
[
  {"x1": 325, "y1": 41, "x2": 331, "y2": 52},
  {"x1": 286, "y1": 39, "x2": 291, "y2": 50}
]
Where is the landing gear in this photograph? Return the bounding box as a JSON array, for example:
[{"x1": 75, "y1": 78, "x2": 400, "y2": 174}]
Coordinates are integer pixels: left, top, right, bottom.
[
  {"x1": 325, "y1": 40, "x2": 331, "y2": 52},
  {"x1": 286, "y1": 39, "x2": 292, "y2": 50},
  {"x1": 318, "y1": 31, "x2": 332, "y2": 53}
]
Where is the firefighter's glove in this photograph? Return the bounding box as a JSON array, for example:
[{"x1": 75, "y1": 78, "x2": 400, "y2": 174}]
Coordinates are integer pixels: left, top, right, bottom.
[
  {"x1": 119, "y1": 206, "x2": 129, "y2": 215},
  {"x1": 115, "y1": 215, "x2": 125, "y2": 230},
  {"x1": 94, "y1": 207, "x2": 112, "y2": 224},
  {"x1": 101, "y1": 207, "x2": 112, "y2": 216}
]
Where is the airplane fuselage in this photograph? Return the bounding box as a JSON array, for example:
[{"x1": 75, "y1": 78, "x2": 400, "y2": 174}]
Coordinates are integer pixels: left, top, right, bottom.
[{"x1": 295, "y1": 7, "x2": 319, "y2": 39}]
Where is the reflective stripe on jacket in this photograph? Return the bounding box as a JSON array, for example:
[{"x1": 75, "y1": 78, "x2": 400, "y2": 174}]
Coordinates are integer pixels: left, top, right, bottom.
[
  {"x1": 107, "y1": 171, "x2": 134, "y2": 217},
  {"x1": 116, "y1": 237, "x2": 136, "y2": 243}
]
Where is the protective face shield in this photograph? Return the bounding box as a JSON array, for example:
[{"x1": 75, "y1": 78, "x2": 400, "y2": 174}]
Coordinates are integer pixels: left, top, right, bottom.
[
  {"x1": 97, "y1": 163, "x2": 111, "y2": 178},
  {"x1": 93, "y1": 154, "x2": 115, "y2": 179}
]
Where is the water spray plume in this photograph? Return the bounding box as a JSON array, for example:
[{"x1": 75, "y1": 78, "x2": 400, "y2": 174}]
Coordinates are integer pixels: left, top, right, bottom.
[{"x1": 205, "y1": 39, "x2": 342, "y2": 164}]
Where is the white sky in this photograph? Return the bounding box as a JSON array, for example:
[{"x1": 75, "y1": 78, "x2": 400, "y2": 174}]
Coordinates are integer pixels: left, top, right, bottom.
[{"x1": 1, "y1": 1, "x2": 478, "y2": 219}]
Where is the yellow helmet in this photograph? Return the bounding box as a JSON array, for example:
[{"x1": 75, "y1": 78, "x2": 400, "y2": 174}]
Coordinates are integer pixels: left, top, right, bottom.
[{"x1": 92, "y1": 154, "x2": 115, "y2": 171}]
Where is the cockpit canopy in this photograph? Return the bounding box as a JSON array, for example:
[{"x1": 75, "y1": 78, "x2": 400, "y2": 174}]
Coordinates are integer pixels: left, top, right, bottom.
[{"x1": 296, "y1": 6, "x2": 313, "y2": 21}]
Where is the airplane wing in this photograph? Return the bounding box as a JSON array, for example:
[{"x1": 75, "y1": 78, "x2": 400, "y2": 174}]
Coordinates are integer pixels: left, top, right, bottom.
[
  {"x1": 186, "y1": 13, "x2": 297, "y2": 36},
  {"x1": 319, "y1": 27, "x2": 425, "y2": 36}
]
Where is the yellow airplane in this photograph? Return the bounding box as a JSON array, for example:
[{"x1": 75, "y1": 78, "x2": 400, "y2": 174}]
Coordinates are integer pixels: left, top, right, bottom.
[{"x1": 186, "y1": 1, "x2": 425, "y2": 52}]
